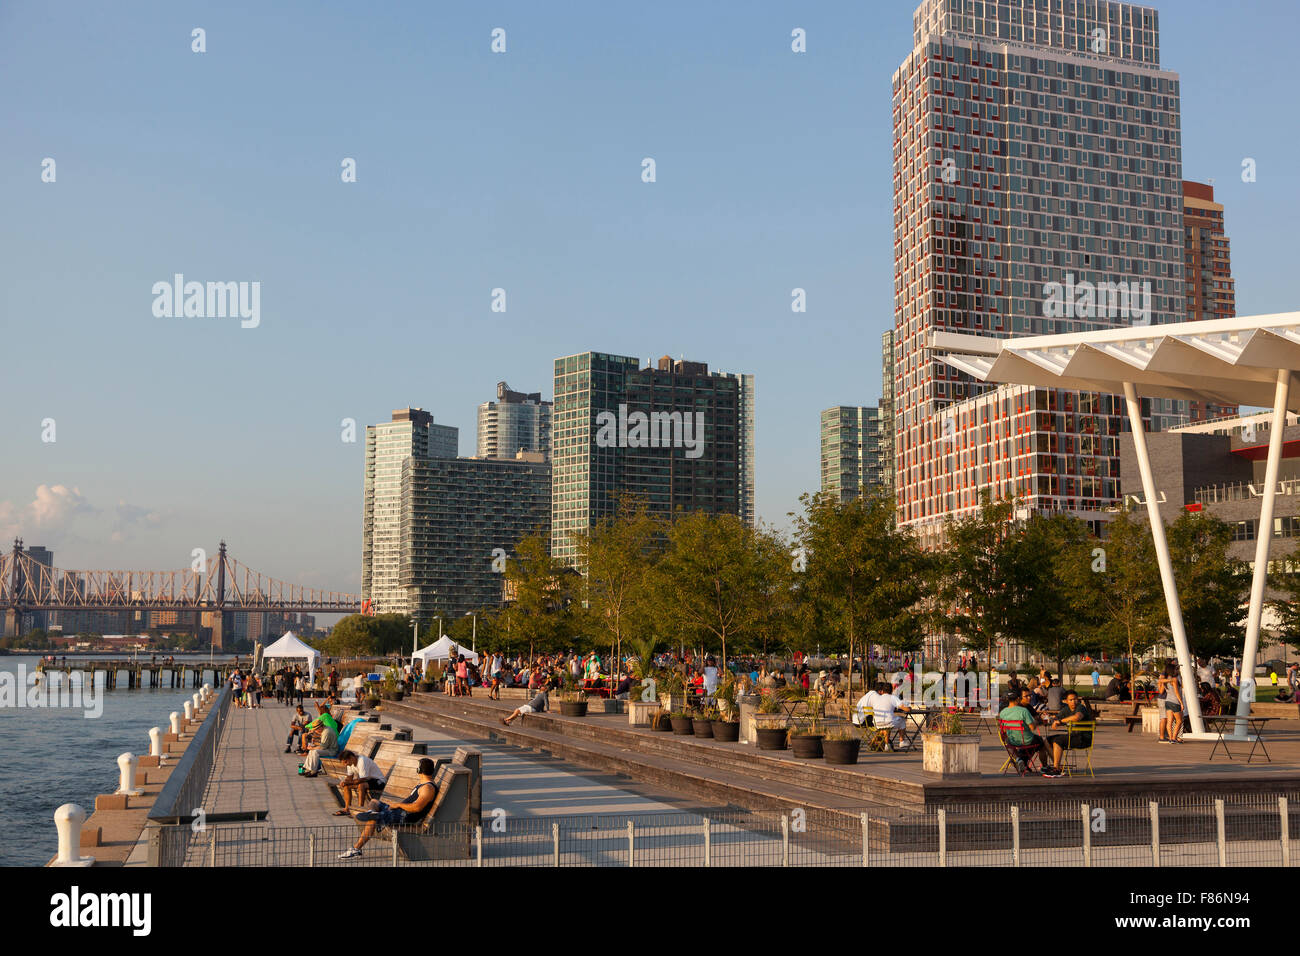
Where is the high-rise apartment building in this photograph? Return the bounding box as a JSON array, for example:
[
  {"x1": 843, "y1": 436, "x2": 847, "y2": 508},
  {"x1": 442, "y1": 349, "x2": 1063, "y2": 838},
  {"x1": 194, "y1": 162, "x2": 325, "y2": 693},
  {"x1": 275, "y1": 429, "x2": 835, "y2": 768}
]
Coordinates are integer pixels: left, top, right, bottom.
[
  {"x1": 893, "y1": 0, "x2": 1185, "y2": 545},
  {"x1": 476, "y1": 382, "x2": 552, "y2": 460},
  {"x1": 362, "y1": 408, "x2": 459, "y2": 614},
  {"x1": 401, "y1": 455, "x2": 550, "y2": 620},
  {"x1": 551, "y1": 351, "x2": 755, "y2": 564},
  {"x1": 880, "y1": 330, "x2": 897, "y2": 503},
  {"x1": 821, "y1": 406, "x2": 885, "y2": 503},
  {"x1": 1182, "y1": 180, "x2": 1237, "y2": 423}
]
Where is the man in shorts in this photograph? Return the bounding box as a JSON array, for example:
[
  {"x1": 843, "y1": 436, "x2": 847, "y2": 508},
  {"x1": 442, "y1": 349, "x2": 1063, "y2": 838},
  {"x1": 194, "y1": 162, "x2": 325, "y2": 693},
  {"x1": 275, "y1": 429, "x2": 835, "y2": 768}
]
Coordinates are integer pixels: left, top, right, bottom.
[
  {"x1": 1043, "y1": 691, "x2": 1093, "y2": 773},
  {"x1": 501, "y1": 685, "x2": 549, "y2": 725},
  {"x1": 338, "y1": 757, "x2": 439, "y2": 860},
  {"x1": 334, "y1": 749, "x2": 386, "y2": 815}
]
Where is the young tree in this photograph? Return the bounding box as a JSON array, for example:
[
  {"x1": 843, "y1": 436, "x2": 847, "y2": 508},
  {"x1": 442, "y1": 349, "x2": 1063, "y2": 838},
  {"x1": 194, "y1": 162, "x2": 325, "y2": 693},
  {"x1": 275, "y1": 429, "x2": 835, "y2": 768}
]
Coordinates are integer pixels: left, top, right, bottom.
[
  {"x1": 572, "y1": 497, "x2": 665, "y2": 675},
  {"x1": 1167, "y1": 511, "x2": 1249, "y2": 659},
  {"x1": 501, "y1": 530, "x2": 579, "y2": 658},
  {"x1": 1011, "y1": 512, "x2": 1094, "y2": 678},
  {"x1": 1054, "y1": 506, "x2": 1164, "y2": 681},
  {"x1": 651, "y1": 511, "x2": 788, "y2": 668},
  {"x1": 940, "y1": 492, "x2": 1020, "y2": 691},
  {"x1": 791, "y1": 489, "x2": 927, "y2": 698}
]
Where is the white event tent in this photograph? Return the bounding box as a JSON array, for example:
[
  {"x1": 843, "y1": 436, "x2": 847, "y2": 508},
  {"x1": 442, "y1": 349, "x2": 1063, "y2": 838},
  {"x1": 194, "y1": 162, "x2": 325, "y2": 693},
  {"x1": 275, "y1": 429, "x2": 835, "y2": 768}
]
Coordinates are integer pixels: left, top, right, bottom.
[
  {"x1": 931, "y1": 311, "x2": 1300, "y2": 741},
  {"x1": 262, "y1": 631, "x2": 321, "y2": 681},
  {"x1": 413, "y1": 636, "x2": 480, "y2": 667}
]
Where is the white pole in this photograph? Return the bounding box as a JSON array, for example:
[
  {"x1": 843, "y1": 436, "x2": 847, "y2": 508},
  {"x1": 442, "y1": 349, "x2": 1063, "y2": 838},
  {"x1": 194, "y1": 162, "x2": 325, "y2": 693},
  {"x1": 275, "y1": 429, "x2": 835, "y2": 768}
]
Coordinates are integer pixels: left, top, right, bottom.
[
  {"x1": 1237, "y1": 369, "x2": 1291, "y2": 738},
  {"x1": 1122, "y1": 381, "x2": 1205, "y2": 736}
]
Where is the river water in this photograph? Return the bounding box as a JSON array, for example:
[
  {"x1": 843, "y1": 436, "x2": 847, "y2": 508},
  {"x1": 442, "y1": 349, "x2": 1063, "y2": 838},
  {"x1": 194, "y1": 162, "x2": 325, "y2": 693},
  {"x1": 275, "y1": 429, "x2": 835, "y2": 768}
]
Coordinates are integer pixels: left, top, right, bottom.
[{"x1": 0, "y1": 654, "x2": 212, "y2": 866}]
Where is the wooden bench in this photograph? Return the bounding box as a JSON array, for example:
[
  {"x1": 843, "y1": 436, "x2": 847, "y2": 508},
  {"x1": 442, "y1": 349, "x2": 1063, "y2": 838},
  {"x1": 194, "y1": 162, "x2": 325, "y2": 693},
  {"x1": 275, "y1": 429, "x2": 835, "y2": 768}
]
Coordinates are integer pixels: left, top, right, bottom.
[
  {"x1": 395, "y1": 764, "x2": 474, "y2": 861},
  {"x1": 453, "y1": 746, "x2": 482, "y2": 827},
  {"x1": 320, "y1": 724, "x2": 395, "y2": 775}
]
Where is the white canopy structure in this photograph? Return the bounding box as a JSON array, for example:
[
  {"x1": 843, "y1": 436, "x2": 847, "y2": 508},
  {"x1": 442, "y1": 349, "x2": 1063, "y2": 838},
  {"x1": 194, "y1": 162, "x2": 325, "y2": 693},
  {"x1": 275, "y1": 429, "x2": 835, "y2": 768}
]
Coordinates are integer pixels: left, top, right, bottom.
[
  {"x1": 262, "y1": 631, "x2": 321, "y2": 681},
  {"x1": 412, "y1": 636, "x2": 479, "y2": 666},
  {"x1": 932, "y1": 312, "x2": 1300, "y2": 741}
]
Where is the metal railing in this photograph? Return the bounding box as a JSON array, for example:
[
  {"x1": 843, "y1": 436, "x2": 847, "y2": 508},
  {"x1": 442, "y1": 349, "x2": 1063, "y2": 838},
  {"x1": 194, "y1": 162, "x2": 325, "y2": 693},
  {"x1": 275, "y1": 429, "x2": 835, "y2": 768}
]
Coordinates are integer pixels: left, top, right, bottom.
[
  {"x1": 146, "y1": 682, "x2": 232, "y2": 865},
  {"x1": 152, "y1": 791, "x2": 1298, "y2": 867}
]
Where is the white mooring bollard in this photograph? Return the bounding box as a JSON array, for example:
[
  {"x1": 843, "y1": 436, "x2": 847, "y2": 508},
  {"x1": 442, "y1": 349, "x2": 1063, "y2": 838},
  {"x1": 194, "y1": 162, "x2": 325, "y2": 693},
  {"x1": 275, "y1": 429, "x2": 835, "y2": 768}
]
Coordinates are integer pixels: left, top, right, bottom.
[
  {"x1": 170, "y1": 711, "x2": 181, "y2": 735},
  {"x1": 203, "y1": 683, "x2": 213, "y2": 700},
  {"x1": 148, "y1": 726, "x2": 166, "y2": 764},
  {"x1": 116, "y1": 753, "x2": 142, "y2": 797},
  {"x1": 193, "y1": 692, "x2": 201, "y2": 712},
  {"x1": 183, "y1": 701, "x2": 194, "y2": 721},
  {"x1": 52, "y1": 804, "x2": 94, "y2": 867}
]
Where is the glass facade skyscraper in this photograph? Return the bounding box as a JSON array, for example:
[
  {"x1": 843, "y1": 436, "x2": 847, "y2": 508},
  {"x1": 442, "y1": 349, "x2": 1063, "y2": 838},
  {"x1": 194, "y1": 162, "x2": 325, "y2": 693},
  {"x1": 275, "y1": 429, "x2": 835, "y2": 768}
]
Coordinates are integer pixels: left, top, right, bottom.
[
  {"x1": 551, "y1": 351, "x2": 756, "y2": 564},
  {"x1": 820, "y1": 406, "x2": 886, "y2": 503}
]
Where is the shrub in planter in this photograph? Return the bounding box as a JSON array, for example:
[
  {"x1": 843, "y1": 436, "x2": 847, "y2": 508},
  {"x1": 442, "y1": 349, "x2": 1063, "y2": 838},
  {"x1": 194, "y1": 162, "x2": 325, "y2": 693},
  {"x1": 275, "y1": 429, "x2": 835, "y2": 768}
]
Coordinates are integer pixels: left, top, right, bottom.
[
  {"x1": 822, "y1": 727, "x2": 862, "y2": 765},
  {"x1": 788, "y1": 696, "x2": 827, "y2": 758},
  {"x1": 691, "y1": 710, "x2": 715, "y2": 738},
  {"x1": 557, "y1": 690, "x2": 588, "y2": 717},
  {"x1": 711, "y1": 718, "x2": 740, "y2": 742},
  {"x1": 651, "y1": 711, "x2": 675, "y2": 732},
  {"x1": 669, "y1": 712, "x2": 695, "y2": 735},
  {"x1": 755, "y1": 725, "x2": 789, "y2": 750}
]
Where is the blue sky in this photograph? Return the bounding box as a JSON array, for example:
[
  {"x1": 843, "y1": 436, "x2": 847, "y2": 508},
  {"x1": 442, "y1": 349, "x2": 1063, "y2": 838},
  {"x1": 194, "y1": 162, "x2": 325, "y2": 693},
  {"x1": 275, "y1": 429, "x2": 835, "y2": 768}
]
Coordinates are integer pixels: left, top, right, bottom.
[{"x1": 2, "y1": 0, "x2": 1297, "y2": 597}]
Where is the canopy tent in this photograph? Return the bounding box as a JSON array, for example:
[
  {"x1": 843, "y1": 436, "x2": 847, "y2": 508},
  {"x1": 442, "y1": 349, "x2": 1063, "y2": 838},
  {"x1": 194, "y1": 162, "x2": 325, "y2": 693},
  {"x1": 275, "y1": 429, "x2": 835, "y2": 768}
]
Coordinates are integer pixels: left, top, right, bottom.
[
  {"x1": 413, "y1": 636, "x2": 479, "y2": 667},
  {"x1": 931, "y1": 311, "x2": 1300, "y2": 741},
  {"x1": 262, "y1": 631, "x2": 321, "y2": 681}
]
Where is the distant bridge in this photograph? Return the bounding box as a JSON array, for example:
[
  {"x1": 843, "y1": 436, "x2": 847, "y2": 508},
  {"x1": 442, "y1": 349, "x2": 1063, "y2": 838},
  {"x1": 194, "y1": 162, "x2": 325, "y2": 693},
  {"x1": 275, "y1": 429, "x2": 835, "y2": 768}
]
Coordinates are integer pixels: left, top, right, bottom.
[{"x1": 2, "y1": 539, "x2": 359, "y2": 646}]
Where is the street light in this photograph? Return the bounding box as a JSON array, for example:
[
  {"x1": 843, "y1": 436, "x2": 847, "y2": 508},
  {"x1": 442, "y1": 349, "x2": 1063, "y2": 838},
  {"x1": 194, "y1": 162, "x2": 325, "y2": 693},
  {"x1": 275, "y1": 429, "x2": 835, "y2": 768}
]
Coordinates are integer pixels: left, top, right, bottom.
[{"x1": 465, "y1": 612, "x2": 477, "y2": 653}]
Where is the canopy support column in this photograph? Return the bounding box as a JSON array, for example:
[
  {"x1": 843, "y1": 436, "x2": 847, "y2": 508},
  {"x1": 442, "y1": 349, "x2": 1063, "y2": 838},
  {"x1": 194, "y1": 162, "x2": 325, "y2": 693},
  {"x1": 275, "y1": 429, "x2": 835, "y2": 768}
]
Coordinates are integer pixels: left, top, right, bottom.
[
  {"x1": 1236, "y1": 369, "x2": 1291, "y2": 737},
  {"x1": 1122, "y1": 381, "x2": 1205, "y2": 737}
]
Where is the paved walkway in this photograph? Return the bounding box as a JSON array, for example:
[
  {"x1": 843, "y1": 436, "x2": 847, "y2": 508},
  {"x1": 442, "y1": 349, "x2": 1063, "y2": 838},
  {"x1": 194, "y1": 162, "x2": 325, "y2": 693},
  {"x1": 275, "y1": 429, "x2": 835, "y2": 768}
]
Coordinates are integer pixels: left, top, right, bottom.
[{"x1": 199, "y1": 701, "x2": 689, "y2": 826}]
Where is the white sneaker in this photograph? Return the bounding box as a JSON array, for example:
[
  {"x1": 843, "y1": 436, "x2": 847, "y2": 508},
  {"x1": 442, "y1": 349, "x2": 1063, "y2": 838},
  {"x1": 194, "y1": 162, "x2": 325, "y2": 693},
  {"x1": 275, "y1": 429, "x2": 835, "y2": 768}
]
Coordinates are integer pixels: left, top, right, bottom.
[{"x1": 337, "y1": 847, "x2": 362, "y2": 860}]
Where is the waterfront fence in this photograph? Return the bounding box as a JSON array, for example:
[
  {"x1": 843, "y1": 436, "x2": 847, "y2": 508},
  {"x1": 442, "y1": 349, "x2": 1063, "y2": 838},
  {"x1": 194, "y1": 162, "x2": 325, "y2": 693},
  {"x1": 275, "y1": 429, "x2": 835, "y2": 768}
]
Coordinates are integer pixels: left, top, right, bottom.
[
  {"x1": 146, "y1": 682, "x2": 233, "y2": 865},
  {"x1": 156, "y1": 790, "x2": 1299, "y2": 867}
]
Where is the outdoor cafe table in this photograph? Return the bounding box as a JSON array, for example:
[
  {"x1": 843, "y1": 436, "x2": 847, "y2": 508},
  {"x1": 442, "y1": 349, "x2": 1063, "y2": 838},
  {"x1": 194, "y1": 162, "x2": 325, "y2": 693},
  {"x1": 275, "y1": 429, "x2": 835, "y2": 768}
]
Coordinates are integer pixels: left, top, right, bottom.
[
  {"x1": 1202, "y1": 715, "x2": 1275, "y2": 764},
  {"x1": 900, "y1": 707, "x2": 942, "y2": 749}
]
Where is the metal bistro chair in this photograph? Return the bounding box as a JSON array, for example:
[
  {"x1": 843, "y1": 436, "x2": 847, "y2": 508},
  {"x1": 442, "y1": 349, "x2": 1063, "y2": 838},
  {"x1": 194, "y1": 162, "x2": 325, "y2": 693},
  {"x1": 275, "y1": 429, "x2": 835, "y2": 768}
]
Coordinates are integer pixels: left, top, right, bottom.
[
  {"x1": 997, "y1": 718, "x2": 1044, "y2": 776},
  {"x1": 1059, "y1": 719, "x2": 1096, "y2": 778}
]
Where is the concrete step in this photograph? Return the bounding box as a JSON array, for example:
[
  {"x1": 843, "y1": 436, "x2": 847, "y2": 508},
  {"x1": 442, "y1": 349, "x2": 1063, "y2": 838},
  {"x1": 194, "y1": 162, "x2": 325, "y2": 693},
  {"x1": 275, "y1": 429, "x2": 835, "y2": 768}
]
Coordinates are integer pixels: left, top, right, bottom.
[
  {"x1": 379, "y1": 696, "x2": 911, "y2": 823},
  {"x1": 392, "y1": 692, "x2": 932, "y2": 812}
]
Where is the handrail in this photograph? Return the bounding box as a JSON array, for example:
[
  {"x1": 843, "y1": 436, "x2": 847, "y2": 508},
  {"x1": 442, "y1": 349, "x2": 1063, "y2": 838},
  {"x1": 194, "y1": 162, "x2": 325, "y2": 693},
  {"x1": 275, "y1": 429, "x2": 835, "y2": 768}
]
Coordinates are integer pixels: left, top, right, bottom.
[{"x1": 148, "y1": 681, "x2": 232, "y2": 826}]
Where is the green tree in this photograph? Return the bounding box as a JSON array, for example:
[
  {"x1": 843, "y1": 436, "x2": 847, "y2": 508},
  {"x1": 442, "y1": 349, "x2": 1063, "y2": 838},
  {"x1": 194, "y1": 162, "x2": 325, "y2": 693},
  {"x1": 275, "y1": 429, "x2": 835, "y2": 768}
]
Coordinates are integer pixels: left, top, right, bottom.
[
  {"x1": 651, "y1": 511, "x2": 789, "y2": 668},
  {"x1": 322, "y1": 613, "x2": 411, "y2": 657},
  {"x1": 1055, "y1": 506, "x2": 1164, "y2": 678},
  {"x1": 1167, "y1": 511, "x2": 1248, "y2": 659},
  {"x1": 1012, "y1": 512, "x2": 1094, "y2": 677},
  {"x1": 572, "y1": 496, "x2": 665, "y2": 673},
  {"x1": 940, "y1": 492, "x2": 1021, "y2": 689},
  {"x1": 791, "y1": 489, "x2": 927, "y2": 697},
  {"x1": 502, "y1": 530, "x2": 579, "y2": 658}
]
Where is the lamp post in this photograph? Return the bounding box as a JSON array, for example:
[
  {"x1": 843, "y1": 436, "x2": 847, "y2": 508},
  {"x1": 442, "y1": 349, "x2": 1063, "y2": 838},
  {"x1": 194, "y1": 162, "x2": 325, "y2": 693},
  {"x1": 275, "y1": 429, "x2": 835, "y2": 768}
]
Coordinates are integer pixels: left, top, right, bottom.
[
  {"x1": 411, "y1": 621, "x2": 419, "y2": 665},
  {"x1": 466, "y1": 612, "x2": 477, "y2": 653}
]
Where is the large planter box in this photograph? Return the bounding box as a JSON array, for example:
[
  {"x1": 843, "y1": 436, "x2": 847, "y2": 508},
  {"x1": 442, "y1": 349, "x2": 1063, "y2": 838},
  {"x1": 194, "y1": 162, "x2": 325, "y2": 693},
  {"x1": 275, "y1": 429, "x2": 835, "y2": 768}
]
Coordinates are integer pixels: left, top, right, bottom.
[
  {"x1": 922, "y1": 733, "x2": 980, "y2": 777},
  {"x1": 600, "y1": 699, "x2": 625, "y2": 715},
  {"x1": 629, "y1": 700, "x2": 662, "y2": 727},
  {"x1": 737, "y1": 695, "x2": 760, "y2": 744},
  {"x1": 1141, "y1": 706, "x2": 1161, "y2": 734}
]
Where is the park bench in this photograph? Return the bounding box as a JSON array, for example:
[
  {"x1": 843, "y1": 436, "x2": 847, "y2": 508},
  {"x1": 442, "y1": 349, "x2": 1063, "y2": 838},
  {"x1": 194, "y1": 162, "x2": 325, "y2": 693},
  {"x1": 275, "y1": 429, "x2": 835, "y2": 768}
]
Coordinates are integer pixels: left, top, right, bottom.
[
  {"x1": 320, "y1": 724, "x2": 396, "y2": 775},
  {"x1": 395, "y1": 764, "x2": 474, "y2": 861}
]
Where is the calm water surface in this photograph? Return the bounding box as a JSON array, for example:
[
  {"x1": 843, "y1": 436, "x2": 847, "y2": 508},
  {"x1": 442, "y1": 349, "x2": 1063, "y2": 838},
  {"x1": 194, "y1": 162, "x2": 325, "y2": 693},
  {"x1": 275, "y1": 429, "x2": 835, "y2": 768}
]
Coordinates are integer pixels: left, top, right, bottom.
[{"x1": 0, "y1": 654, "x2": 214, "y2": 866}]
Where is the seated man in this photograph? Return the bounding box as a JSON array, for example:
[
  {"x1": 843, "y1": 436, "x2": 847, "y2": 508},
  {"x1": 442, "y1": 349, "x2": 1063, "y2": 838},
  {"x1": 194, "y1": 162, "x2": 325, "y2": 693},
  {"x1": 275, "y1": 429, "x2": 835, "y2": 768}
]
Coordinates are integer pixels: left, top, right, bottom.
[
  {"x1": 301, "y1": 703, "x2": 340, "y2": 750},
  {"x1": 1105, "y1": 673, "x2": 1130, "y2": 702},
  {"x1": 871, "y1": 681, "x2": 912, "y2": 750},
  {"x1": 1042, "y1": 691, "x2": 1094, "y2": 773},
  {"x1": 852, "y1": 686, "x2": 880, "y2": 726},
  {"x1": 300, "y1": 722, "x2": 339, "y2": 777},
  {"x1": 501, "y1": 685, "x2": 548, "y2": 726},
  {"x1": 284, "y1": 704, "x2": 311, "y2": 754},
  {"x1": 337, "y1": 757, "x2": 439, "y2": 860},
  {"x1": 334, "y1": 749, "x2": 385, "y2": 815},
  {"x1": 614, "y1": 672, "x2": 635, "y2": 700},
  {"x1": 999, "y1": 688, "x2": 1056, "y2": 776}
]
